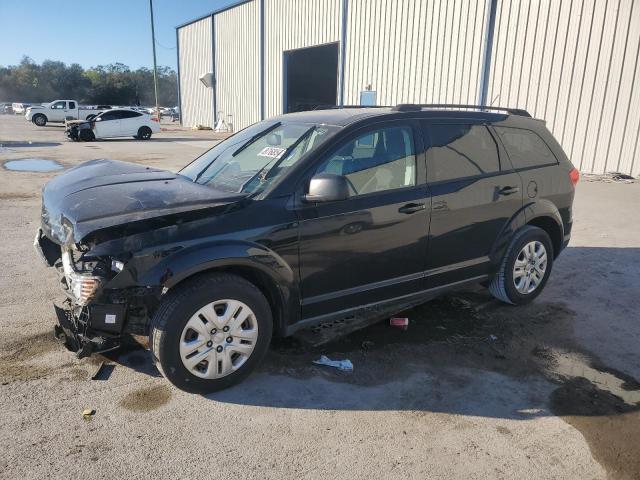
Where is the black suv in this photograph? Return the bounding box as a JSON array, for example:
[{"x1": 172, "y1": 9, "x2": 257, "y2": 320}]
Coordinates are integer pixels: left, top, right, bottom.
[{"x1": 35, "y1": 105, "x2": 578, "y2": 392}]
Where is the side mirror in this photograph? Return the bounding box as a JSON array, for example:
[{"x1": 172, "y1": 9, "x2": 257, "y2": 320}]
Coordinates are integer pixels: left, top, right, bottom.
[{"x1": 304, "y1": 173, "x2": 350, "y2": 203}]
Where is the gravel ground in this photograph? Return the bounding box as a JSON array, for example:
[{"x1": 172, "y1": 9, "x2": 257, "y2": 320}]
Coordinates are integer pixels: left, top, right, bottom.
[{"x1": 0, "y1": 114, "x2": 638, "y2": 480}]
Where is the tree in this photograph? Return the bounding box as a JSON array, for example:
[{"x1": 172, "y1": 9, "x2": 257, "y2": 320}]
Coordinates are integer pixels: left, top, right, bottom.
[{"x1": 0, "y1": 58, "x2": 177, "y2": 106}]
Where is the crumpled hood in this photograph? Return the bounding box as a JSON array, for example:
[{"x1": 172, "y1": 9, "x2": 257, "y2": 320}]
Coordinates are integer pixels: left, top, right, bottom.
[{"x1": 41, "y1": 159, "x2": 245, "y2": 246}]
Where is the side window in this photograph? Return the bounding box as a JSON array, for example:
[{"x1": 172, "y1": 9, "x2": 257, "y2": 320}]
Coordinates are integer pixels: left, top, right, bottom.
[
  {"x1": 495, "y1": 127, "x2": 557, "y2": 169},
  {"x1": 68, "y1": 101, "x2": 76, "y2": 109},
  {"x1": 51, "y1": 101, "x2": 66, "y2": 109},
  {"x1": 100, "y1": 111, "x2": 119, "y2": 121},
  {"x1": 316, "y1": 125, "x2": 416, "y2": 195},
  {"x1": 428, "y1": 124, "x2": 500, "y2": 182},
  {"x1": 120, "y1": 111, "x2": 143, "y2": 119}
]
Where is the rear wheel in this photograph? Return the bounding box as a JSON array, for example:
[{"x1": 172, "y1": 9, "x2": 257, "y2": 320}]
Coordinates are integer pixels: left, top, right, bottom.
[
  {"x1": 33, "y1": 114, "x2": 47, "y2": 127},
  {"x1": 489, "y1": 226, "x2": 553, "y2": 305},
  {"x1": 150, "y1": 273, "x2": 273, "y2": 393},
  {"x1": 136, "y1": 126, "x2": 152, "y2": 140}
]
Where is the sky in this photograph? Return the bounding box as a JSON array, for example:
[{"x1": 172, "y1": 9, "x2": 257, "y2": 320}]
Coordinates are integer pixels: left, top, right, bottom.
[{"x1": 0, "y1": 0, "x2": 239, "y2": 70}]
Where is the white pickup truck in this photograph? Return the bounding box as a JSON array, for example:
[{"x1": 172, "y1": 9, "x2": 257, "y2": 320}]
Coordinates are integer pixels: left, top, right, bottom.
[{"x1": 25, "y1": 100, "x2": 108, "y2": 126}]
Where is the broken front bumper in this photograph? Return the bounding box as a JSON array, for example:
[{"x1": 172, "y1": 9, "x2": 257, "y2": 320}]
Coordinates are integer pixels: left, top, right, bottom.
[{"x1": 53, "y1": 299, "x2": 126, "y2": 358}]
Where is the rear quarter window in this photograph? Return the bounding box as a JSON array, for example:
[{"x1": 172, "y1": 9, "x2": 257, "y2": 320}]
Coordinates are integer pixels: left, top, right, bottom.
[
  {"x1": 427, "y1": 124, "x2": 500, "y2": 182},
  {"x1": 495, "y1": 127, "x2": 557, "y2": 169}
]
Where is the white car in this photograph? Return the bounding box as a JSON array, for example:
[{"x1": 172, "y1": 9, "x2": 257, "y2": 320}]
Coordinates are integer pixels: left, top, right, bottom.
[{"x1": 65, "y1": 108, "x2": 160, "y2": 141}]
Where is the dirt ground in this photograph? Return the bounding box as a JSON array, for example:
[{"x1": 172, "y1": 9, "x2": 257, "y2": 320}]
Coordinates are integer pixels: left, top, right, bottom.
[{"x1": 1, "y1": 114, "x2": 639, "y2": 480}]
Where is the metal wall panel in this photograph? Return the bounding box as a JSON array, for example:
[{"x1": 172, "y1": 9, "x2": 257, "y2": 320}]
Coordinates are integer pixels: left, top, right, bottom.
[
  {"x1": 263, "y1": 0, "x2": 342, "y2": 118},
  {"x1": 343, "y1": 0, "x2": 489, "y2": 106},
  {"x1": 178, "y1": 17, "x2": 214, "y2": 128},
  {"x1": 488, "y1": 0, "x2": 640, "y2": 176},
  {"x1": 215, "y1": 1, "x2": 261, "y2": 131}
]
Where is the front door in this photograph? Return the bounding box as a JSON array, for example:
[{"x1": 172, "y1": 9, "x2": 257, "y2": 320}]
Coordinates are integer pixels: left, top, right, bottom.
[
  {"x1": 95, "y1": 111, "x2": 122, "y2": 138},
  {"x1": 422, "y1": 121, "x2": 523, "y2": 287},
  {"x1": 297, "y1": 121, "x2": 430, "y2": 320},
  {"x1": 49, "y1": 101, "x2": 67, "y2": 121}
]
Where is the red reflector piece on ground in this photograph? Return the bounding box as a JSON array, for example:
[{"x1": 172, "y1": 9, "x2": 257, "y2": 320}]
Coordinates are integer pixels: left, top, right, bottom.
[
  {"x1": 569, "y1": 168, "x2": 579, "y2": 186},
  {"x1": 390, "y1": 317, "x2": 409, "y2": 330}
]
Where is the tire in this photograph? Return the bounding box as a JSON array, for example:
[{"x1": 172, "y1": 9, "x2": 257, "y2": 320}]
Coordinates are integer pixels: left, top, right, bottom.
[
  {"x1": 489, "y1": 226, "x2": 553, "y2": 305},
  {"x1": 136, "y1": 126, "x2": 152, "y2": 140},
  {"x1": 33, "y1": 114, "x2": 47, "y2": 127},
  {"x1": 150, "y1": 273, "x2": 273, "y2": 393},
  {"x1": 79, "y1": 129, "x2": 95, "y2": 141}
]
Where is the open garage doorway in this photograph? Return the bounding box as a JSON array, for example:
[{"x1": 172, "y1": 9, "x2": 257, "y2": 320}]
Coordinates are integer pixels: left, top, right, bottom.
[{"x1": 284, "y1": 42, "x2": 339, "y2": 113}]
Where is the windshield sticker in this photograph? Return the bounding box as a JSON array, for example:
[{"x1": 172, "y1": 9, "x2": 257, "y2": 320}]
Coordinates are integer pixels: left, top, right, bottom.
[{"x1": 258, "y1": 146, "x2": 287, "y2": 159}]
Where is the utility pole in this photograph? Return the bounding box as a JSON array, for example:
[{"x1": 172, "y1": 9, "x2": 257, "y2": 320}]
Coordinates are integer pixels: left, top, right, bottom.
[{"x1": 149, "y1": 0, "x2": 160, "y2": 120}]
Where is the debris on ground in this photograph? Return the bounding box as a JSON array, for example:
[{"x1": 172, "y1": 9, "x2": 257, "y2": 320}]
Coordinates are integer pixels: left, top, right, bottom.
[
  {"x1": 581, "y1": 172, "x2": 635, "y2": 183},
  {"x1": 488, "y1": 334, "x2": 498, "y2": 341},
  {"x1": 82, "y1": 409, "x2": 96, "y2": 420},
  {"x1": 90, "y1": 361, "x2": 105, "y2": 380},
  {"x1": 313, "y1": 355, "x2": 354, "y2": 371},
  {"x1": 90, "y1": 361, "x2": 115, "y2": 381},
  {"x1": 390, "y1": 317, "x2": 409, "y2": 330},
  {"x1": 361, "y1": 340, "x2": 375, "y2": 350}
]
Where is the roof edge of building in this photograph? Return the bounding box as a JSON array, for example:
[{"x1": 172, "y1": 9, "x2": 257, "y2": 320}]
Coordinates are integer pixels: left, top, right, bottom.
[{"x1": 175, "y1": 0, "x2": 254, "y2": 30}]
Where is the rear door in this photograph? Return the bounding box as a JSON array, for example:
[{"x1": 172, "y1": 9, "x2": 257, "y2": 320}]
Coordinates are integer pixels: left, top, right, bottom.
[
  {"x1": 297, "y1": 120, "x2": 430, "y2": 320},
  {"x1": 119, "y1": 110, "x2": 144, "y2": 135},
  {"x1": 422, "y1": 121, "x2": 523, "y2": 287}
]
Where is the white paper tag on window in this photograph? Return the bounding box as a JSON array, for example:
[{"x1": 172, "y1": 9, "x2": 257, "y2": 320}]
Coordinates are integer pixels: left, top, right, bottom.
[
  {"x1": 105, "y1": 314, "x2": 116, "y2": 324},
  {"x1": 257, "y1": 146, "x2": 286, "y2": 159}
]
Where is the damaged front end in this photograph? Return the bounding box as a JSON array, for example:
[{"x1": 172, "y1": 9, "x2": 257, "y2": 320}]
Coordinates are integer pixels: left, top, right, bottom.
[
  {"x1": 35, "y1": 229, "x2": 159, "y2": 358},
  {"x1": 35, "y1": 158, "x2": 246, "y2": 358}
]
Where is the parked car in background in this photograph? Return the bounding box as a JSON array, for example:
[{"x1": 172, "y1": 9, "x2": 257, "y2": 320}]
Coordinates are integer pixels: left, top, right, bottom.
[
  {"x1": 0, "y1": 103, "x2": 13, "y2": 114},
  {"x1": 36, "y1": 104, "x2": 578, "y2": 393},
  {"x1": 65, "y1": 108, "x2": 160, "y2": 141},
  {"x1": 25, "y1": 100, "x2": 108, "y2": 126},
  {"x1": 12, "y1": 103, "x2": 32, "y2": 114}
]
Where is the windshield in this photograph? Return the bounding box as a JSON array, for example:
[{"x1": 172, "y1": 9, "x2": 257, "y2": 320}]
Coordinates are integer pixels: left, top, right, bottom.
[{"x1": 180, "y1": 121, "x2": 338, "y2": 195}]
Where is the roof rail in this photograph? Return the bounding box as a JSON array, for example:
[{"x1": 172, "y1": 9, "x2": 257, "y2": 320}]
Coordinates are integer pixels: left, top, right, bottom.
[
  {"x1": 392, "y1": 103, "x2": 532, "y2": 117},
  {"x1": 313, "y1": 104, "x2": 391, "y2": 110}
]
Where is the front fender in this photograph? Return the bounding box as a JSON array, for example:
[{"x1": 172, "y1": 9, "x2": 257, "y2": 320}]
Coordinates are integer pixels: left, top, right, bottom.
[{"x1": 131, "y1": 239, "x2": 295, "y2": 290}]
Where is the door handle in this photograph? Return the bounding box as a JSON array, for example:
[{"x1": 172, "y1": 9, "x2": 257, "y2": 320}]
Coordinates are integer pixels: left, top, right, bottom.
[
  {"x1": 398, "y1": 203, "x2": 426, "y2": 214},
  {"x1": 498, "y1": 186, "x2": 520, "y2": 196},
  {"x1": 432, "y1": 201, "x2": 448, "y2": 211}
]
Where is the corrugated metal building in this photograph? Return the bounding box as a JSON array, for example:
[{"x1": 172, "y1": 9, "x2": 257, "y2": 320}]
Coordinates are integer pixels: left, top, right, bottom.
[{"x1": 177, "y1": 0, "x2": 640, "y2": 176}]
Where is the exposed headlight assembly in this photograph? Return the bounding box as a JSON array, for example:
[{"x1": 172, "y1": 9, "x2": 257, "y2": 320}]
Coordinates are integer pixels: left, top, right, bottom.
[{"x1": 62, "y1": 251, "x2": 102, "y2": 305}]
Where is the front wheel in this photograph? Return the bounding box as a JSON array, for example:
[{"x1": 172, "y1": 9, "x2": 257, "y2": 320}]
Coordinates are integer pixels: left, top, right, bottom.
[
  {"x1": 150, "y1": 273, "x2": 273, "y2": 393},
  {"x1": 33, "y1": 114, "x2": 47, "y2": 126},
  {"x1": 79, "y1": 129, "x2": 95, "y2": 141},
  {"x1": 489, "y1": 226, "x2": 553, "y2": 305}
]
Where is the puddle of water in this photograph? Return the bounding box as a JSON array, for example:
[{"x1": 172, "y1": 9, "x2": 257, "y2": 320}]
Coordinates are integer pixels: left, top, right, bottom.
[
  {"x1": 3, "y1": 158, "x2": 64, "y2": 172},
  {"x1": 552, "y1": 351, "x2": 640, "y2": 406}
]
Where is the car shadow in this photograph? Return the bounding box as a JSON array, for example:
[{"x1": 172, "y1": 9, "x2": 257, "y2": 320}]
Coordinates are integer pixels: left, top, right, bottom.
[{"x1": 107, "y1": 247, "x2": 639, "y2": 421}]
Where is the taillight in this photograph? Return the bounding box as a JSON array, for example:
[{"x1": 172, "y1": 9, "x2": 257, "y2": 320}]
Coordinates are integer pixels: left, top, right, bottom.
[
  {"x1": 151, "y1": 116, "x2": 159, "y2": 122},
  {"x1": 569, "y1": 168, "x2": 579, "y2": 186}
]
